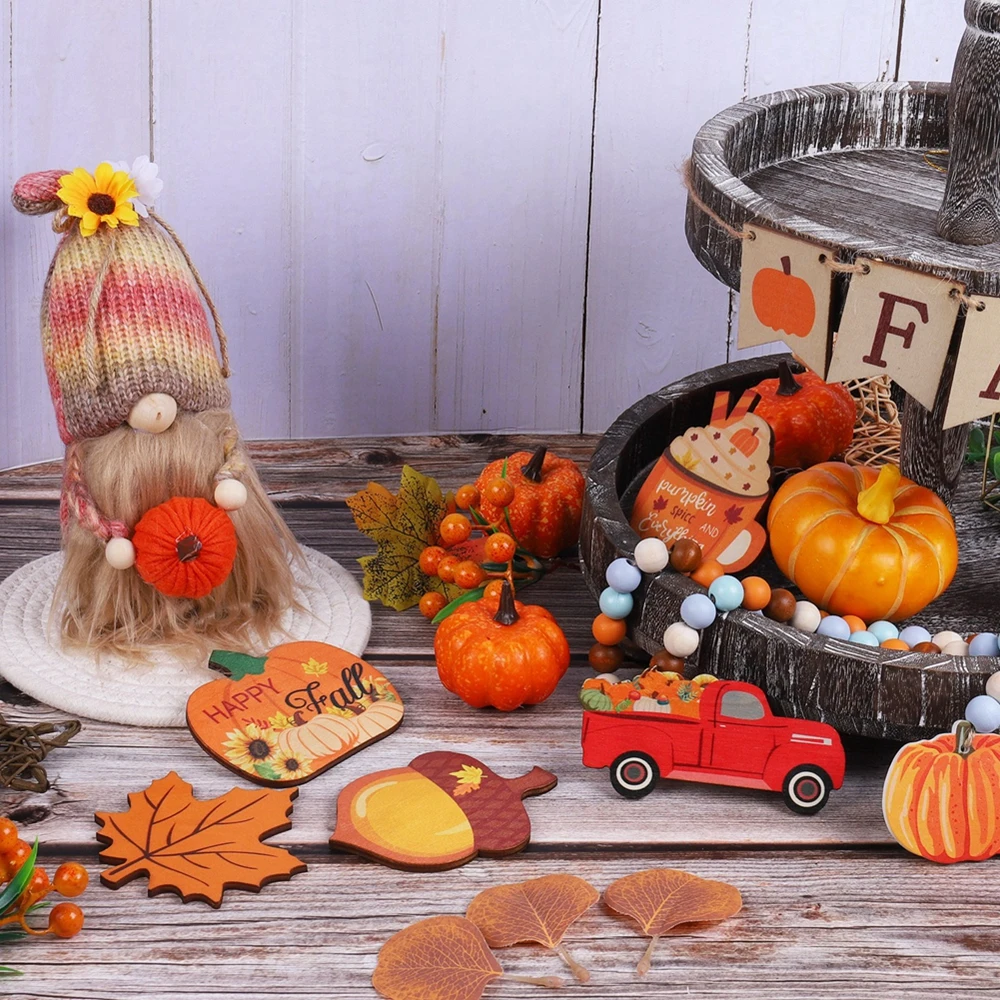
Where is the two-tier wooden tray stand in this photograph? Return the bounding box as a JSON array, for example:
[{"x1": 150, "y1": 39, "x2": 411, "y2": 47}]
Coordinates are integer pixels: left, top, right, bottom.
[{"x1": 582, "y1": 4, "x2": 1000, "y2": 740}]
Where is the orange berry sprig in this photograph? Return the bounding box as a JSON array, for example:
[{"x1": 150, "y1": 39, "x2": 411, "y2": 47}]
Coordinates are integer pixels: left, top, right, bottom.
[{"x1": 0, "y1": 816, "x2": 87, "y2": 941}]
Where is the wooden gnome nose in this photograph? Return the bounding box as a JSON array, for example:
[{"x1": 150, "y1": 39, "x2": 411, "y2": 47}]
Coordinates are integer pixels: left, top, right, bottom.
[{"x1": 127, "y1": 393, "x2": 178, "y2": 433}]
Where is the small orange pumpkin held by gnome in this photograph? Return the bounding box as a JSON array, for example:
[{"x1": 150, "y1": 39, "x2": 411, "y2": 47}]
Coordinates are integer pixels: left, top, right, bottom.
[
  {"x1": 434, "y1": 582, "x2": 569, "y2": 710},
  {"x1": 474, "y1": 446, "x2": 584, "y2": 559},
  {"x1": 133, "y1": 496, "x2": 238, "y2": 599},
  {"x1": 883, "y1": 720, "x2": 1000, "y2": 864},
  {"x1": 767, "y1": 462, "x2": 958, "y2": 622}
]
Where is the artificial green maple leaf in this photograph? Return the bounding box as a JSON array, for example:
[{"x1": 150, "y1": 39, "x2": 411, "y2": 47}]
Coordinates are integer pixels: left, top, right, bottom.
[{"x1": 347, "y1": 465, "x2": 464, "y2": 611}]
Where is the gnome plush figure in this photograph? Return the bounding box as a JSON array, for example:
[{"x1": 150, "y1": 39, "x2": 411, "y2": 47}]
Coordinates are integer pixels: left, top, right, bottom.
[{"x1": 11, "y1": 162, "x2": 299, "y2": 657}]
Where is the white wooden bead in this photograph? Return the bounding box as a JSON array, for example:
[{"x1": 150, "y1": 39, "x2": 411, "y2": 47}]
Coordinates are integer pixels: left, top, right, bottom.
[
  {"x1": 986, "y1": 671, "x2": 1000, "y2": 703},
  {"x1": 633, "y1": 537, "x2": 670, "y2": 574},
  {"x1": 105, "y1": 537, "x2": 136, "y2": 570},
  {"x1": 214, "y1": 479, "x2": 248, "y2": 511},
  {"x1": 791, "y1": 600, "x2": 821, "y2": 634},
  {"x1": 941, "y1": 639, "x2": 970, "y2": 657},
  {"x1": 663, "y1": 621, "x2": 699, "y2": 658},
  {"x1": 127, "y1": 393, "x2": 178, "y2": 433},
  {"x1": 594, "y1": 673, "x2": 621, "y2": 683},
  {"x1": 933, "y1": 630, "x2": 964, "y2": 650}
]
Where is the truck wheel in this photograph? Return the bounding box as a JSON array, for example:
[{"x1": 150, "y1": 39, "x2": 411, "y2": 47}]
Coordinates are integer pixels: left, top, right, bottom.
[
  {"x1": 610, "y1": 752, "x2": 660, "y2": 799},
  {"x1": 782, "y1": 766, "x2": 831, "y2": 814}
]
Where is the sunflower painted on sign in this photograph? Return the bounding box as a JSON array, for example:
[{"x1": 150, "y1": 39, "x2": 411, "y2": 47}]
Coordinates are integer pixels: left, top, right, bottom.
[
  {"x1": 57, "y1": 163, "x2": 139, "y2": 237},
  {"x1": 222, "y1": 724, "x2": 278, "y2": 772}
]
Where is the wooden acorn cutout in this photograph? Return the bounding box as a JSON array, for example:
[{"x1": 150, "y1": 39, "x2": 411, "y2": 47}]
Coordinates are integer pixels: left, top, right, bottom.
[
  {"x1": 330, "y1": 751, "x2": 557, "y2": 871},
  {"x1": 186, "y1": 641, "x2": 404, "y2": 786}
]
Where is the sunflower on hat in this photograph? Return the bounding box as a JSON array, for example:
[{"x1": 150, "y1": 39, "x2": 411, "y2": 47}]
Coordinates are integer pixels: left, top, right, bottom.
[{"x1": 57, "y1": 162, "x2": 139, "y2": 237}]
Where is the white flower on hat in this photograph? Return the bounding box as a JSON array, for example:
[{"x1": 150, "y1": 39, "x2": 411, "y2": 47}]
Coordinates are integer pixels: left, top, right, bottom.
[{"x1": 109, "y1": 155, "x2": 163, "y2": 218}]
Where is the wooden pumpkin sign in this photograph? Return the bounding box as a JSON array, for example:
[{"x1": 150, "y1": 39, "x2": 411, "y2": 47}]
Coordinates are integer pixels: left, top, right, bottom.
[
  {"x1": 330, "y1": 751, "x2": 557, "y2": 871},
  {"x1": 631, "y1": 389, "x2": 773, "y2": 572},
  {"x1": 768, "y1": 462, "x2": 958, "y2": 621},
  {"x1": 186, "y1": 641, "x2": 404, "y2": 786},
  {"x1": 883, "y1": 721, "x2": 1000, "y2": 864}
]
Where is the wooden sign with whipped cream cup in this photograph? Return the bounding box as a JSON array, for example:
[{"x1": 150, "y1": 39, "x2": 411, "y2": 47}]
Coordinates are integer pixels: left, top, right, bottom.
[{"x1": 631, "y1": 389, "x2": 773, "y2": 572}]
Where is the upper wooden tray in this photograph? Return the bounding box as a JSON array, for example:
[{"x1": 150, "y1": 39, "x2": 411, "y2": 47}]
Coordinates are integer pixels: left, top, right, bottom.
[{"x1": 685, "y1": 81, "x2": 1000, "y2": 296}]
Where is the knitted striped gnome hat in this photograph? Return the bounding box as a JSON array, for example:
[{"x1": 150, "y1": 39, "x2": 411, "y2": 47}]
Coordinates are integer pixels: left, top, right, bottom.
[{"x1": 11, "y1": 163, "x2": 231, "y2": 443}]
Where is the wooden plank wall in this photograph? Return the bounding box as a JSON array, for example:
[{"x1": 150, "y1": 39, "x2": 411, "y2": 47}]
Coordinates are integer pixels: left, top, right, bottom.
[{"x1": 0, "y1": 1, "x2": 962, "y2": 468}]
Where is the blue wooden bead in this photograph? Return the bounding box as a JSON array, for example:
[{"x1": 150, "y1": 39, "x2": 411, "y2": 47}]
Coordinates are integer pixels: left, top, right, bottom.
[
  {"x1": 849, "y1": 630, "x2": 880, "y2": 646},
  {"x1": 680, "y1": 593, "x2": 717, "y2": 630},
  {"x1": 970, "y1": 632, "x2": 1000, "y2": 656},
  {"x1": 898, "y1": 625, "x2": 932, "y2": 647},
  {"x1": 868, "y1": 620, "x2": 899, "y2": 643},
  {"x1": 599, "y1": 587, "x2": 633, "y2": 620},
  {"x1": 817, "y1": 615, "x2": 851, "y2": 640},
  {"x1": 708, "y1": 575, "x2": 744, "y2": 612},
  {"x1": 605, "y1": 557, "x2": 642, "y2": 594},
  {"x1": 966, "y1": 694, "x2": 1000, "y2": 733}
]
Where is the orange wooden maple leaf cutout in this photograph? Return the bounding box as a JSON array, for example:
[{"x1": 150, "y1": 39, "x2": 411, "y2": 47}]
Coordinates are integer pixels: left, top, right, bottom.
[
  {"x1": 604, "y1": 868, "x2": 742, "y2": 975},
  {"x1": 95, "y1": 771, "x2": 306, "y2": 907},
  {"x1": 373, "y1": 915, "x2": 563, "y2": 999},
  {"x1": 466, "y1": 874, "x2": 599, "y2": 982}
]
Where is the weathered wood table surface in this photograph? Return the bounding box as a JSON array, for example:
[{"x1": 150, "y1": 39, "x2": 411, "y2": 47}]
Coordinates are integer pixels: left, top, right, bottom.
[{"x1": 0, "y1": 435, "x2": 991, "y2": 999}]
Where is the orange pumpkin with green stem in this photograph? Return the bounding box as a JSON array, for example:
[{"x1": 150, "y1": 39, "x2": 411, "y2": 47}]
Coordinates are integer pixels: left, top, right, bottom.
[
  {"x1": 434, "y1": 582, "x2": 569, "y2": 710},
  {"x1": 473, "y1": 446, "x2": 584, "y2": 558},
  {"x1": 767, "y1": 462, "x2": 958, "y2": 621}
]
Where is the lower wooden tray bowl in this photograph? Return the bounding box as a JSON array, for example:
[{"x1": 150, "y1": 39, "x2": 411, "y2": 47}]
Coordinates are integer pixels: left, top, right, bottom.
[{"x1": 581, "y1": 356, "x2": 1000, "y2": 741}]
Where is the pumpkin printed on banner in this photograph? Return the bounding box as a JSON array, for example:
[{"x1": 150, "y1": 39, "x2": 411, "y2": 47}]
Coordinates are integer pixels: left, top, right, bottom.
[
  {"x1": 473, "y1": 446, "x2": 584, "y2": 559},
  {"x1": 132, "y1": 496, "x2": 238, "y2": 599},
  {"x1": 750, "y1": 361, "x2": 855, "y2": 468},
  {"x1": 883, "y1": 721, "x2": 1000, "y2": 864},
  {"x1": 767, "y1": 462, "x2": 958, "y2": 622},
  {"x1": 434, "y1": 582, "x2": 569, "y2": 710},
  {"x1": 186, "y1": 641, "x2": 403, "y2": 785}
]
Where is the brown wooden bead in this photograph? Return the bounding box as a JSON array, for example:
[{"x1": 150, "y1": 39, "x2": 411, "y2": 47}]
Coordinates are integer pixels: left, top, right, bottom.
[
  {"x1": 648, "y1": 649, "x2": 685, "y2": 673},
  {"x1": 669, "y1": 538, "x2": 703, "y2": 574},
  {"x1": 764, "y1": 588, "x2": 797, "y2": 623},
  {"x1": 589, "y1": 642, "x2": 625, "y2": 672},
  {"x1": 912, "y1": 641, "x2": 942, "y2": 654}
]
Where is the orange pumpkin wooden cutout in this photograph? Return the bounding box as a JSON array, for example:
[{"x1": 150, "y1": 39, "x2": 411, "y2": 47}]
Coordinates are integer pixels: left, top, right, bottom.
[
  {"x1": 187, "y1": 641, "x2": 404, "y2": 786},
  {"x1": 883, "y1": 721, "x2": 1000, "y2": 864},
  {"x1": 604, "y1": 868, "x2": 742, "y2": 975},
  {"x1": 331, "y1": 752, "x2": 557, "y2": 871},
  {"x1": 95, "y1": 771, "x2": 306, "y2": 907}
]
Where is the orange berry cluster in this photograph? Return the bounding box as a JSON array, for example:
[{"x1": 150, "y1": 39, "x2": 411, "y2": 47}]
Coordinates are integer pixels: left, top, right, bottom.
[
  {"x1": 418, "y1": 476, "x2": 524, "y2": 619},
  {"x1": 0, "y1": 816, "x2": 87, "y2": 939}
]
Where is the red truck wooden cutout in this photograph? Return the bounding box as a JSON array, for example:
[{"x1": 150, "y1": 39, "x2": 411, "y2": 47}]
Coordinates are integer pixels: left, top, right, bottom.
[{"x1": 581, "y1": 679, "x2": 845, "y2": 814}]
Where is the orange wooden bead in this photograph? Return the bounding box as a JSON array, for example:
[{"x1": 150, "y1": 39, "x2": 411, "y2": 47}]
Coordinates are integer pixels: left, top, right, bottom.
[
  {"x1": 880, "y1": 638, "x2": 910, "y2": 650},
  {"x1": 912, "y1": 641, "x2": 941, "y2": 654},
  {"x1": 842, "y1": 615, "x2": 867, "y2": 634},
  {"x1": 740, "y1": 576, "x2": 771, "y2": 611},
  {"x1": 691, "y1": 559, "x2": 724, "y2": 588},
  {"x1": 592, "y1": 613, "x2": 627, "y2": 646}
]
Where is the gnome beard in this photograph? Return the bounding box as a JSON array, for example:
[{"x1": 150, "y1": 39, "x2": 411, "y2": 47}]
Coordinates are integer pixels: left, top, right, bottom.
[{"x1": 56, "y1": 409, "x2": 300, "y2": 658}]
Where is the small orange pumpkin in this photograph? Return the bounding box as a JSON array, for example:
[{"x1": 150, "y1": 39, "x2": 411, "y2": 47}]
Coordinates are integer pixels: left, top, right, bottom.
[
  {"x1": 474, "y1": 446, "x2": 584, "y2": 558},
  {"x1": 751, "y1": 256, "x2": 816, "y2": 337},
  {"x1": 883, "y1": 721, "x2": 1000, "y2": 864},
  {"x1": 767, "y1": 462, "x2": 958, "y2": 621},
  {"x1": 133, "y1": 496, "x2": 237, "y2": 599},
  {"x1": 434, "y1": 582, "x2": 569, "y2": 710},
  {"x1": 751, "y1": 360, "x2": 856, "y2": 468}
]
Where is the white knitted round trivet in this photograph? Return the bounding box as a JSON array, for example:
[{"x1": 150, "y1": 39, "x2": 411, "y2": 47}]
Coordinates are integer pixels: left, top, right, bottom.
[{"x1": 0, "y1": 547, "x2": 371, "y2": 727}]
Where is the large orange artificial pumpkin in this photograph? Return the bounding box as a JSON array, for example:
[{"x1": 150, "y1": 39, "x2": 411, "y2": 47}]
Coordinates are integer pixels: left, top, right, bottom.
[
  {"x1": 434, "y1": 582, "x2": 569, "y2": 710},
  {"x1": 883, "y1": 721, "x2": 1000, "y2": 864},
  {"x1": 767, "y1": 462, "x2": 958, "y2": 621},
  {"x1": 474, "y1": 446, "x2": 584, "y2": 558},
  {"x1": 751, "y1": 361, "x2": 856, "y2": 468},
  {"x1": 751, "y1": 255, "x2": 816, "y2": 338},
  {"x1": 133, "y1": 496, "x2": 238, "y2": 599}
]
